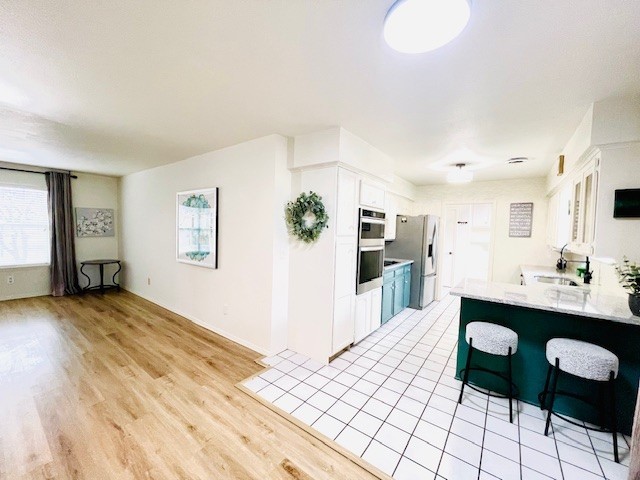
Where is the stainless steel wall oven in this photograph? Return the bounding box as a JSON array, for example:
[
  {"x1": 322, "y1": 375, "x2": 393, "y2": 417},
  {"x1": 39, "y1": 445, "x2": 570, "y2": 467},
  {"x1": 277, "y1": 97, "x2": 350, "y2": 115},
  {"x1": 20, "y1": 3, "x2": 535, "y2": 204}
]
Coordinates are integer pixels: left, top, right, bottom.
[{"x1": 357, "y1": 209, "x2": 385, "y2": 295}]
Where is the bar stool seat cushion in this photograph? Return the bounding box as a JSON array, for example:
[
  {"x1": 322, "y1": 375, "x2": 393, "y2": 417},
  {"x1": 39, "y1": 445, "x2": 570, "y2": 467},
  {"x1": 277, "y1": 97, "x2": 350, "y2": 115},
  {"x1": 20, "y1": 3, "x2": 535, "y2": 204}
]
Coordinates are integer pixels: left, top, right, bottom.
[
  {"x1": 546, "y1": 338, "x2": 618, "y2": 381},
  {"x1": 465, "y1": 322, "x2": 518, "y2": 356}
]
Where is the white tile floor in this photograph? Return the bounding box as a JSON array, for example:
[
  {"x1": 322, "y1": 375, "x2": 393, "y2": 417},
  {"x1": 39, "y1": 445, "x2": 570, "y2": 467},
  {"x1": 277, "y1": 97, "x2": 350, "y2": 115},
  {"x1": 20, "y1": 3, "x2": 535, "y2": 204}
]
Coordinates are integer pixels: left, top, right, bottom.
[{"x1": 241, "y1": 294, "x2": 632, "y2": 480}]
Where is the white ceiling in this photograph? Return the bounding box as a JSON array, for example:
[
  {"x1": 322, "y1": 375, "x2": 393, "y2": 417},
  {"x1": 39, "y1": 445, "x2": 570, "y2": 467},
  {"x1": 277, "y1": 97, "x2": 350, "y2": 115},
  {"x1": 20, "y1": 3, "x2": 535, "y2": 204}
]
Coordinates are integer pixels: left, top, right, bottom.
[{"x1": 0, "y1": 1, "x2": 639, "y2": 184}]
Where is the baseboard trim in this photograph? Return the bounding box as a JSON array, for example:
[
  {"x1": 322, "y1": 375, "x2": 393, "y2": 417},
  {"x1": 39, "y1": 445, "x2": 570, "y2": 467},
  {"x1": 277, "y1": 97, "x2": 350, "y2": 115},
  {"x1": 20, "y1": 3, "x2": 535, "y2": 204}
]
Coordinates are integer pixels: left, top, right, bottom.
[
  {"x1": 122, "y1": 287, "x2": 272, "y2": 357},
  {"x1": 0, "y1": 292, "x2": 50, "y2": 302}
]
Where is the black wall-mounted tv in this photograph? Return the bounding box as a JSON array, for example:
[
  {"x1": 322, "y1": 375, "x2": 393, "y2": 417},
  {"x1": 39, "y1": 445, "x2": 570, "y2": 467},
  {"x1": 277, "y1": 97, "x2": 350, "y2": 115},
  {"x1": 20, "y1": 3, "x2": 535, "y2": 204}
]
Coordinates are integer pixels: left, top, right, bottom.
[{"x1": 614, "y1": 189, "x2": 640, "y2": 218}]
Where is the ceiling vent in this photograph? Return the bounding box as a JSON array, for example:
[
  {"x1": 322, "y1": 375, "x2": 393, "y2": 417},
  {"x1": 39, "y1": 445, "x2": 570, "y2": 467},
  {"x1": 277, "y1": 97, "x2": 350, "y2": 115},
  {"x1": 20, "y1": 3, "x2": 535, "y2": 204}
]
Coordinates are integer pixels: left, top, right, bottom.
[{"x1": 506, "y1": 157, "x2": 528, "y2": 164}]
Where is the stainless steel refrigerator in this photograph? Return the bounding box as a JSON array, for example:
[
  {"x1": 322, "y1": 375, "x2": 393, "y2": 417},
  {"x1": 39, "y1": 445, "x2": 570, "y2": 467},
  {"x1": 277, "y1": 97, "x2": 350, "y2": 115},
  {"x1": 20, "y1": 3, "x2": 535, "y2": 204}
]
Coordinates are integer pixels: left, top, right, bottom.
[{"x1": 385, "y1": 215, "x2": 439, "y2": 309}]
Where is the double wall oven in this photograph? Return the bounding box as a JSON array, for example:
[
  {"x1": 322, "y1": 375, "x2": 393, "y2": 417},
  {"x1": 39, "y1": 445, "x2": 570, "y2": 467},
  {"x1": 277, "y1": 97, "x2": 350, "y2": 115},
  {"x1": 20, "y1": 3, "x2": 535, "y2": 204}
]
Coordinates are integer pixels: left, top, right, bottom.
[{"x1": 356, "y1": 209, "x2": 385, "y2": 294}]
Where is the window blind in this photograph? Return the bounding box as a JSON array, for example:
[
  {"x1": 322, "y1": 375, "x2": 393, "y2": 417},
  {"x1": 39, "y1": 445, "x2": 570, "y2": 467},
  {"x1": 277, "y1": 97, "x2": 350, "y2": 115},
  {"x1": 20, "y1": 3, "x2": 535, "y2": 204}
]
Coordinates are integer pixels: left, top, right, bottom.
[{"x1": 0, "y1": 186, "x2": 50, "y2": 267}]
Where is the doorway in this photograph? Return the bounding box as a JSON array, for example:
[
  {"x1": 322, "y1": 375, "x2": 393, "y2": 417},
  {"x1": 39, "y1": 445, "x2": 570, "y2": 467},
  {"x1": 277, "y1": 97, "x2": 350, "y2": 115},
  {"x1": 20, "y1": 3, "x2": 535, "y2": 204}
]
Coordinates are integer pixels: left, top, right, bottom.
[{"x1": 442, "y1": 203, "x2": 494, "y2": 288}]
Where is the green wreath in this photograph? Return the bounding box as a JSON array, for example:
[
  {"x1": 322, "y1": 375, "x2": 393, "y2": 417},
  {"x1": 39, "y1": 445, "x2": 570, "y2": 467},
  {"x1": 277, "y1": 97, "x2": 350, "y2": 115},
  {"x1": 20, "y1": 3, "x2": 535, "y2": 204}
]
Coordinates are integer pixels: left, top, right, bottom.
[{"x1": 285, "y1": 191, "x2": 329, "y2": 243}]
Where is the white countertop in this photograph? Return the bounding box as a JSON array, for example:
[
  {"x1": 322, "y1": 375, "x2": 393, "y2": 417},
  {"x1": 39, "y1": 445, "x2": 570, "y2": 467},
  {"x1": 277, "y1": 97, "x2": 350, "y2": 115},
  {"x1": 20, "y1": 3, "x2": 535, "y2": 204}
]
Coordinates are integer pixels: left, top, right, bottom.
[
  {"x1": 384, "y1": 258, "x2": 414, "y2": 271},
  {"x1": 451, "y1": 277, "x2": 639, "y2": 325}
]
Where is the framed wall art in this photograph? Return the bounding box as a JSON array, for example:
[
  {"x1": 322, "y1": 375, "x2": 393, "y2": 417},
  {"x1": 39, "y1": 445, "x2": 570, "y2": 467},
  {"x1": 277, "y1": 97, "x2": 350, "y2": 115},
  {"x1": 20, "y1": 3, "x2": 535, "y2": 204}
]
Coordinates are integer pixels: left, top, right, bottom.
[
  {"x1": 76, "y1": 207, "x2": 115, "y2": 237},
  {"x1": 176, "y1": 188, "x2": 218, "y2": 269}
]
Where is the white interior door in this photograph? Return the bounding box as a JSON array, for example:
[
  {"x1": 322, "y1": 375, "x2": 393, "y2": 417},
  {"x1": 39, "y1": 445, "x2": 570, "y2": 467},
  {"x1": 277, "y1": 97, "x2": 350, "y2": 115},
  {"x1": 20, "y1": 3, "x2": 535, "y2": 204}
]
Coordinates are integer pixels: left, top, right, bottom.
[
  {"x1": 442, "y1": 203, "x2": 493, "y2": 287},
  {"x1": 442, "y1": 206, "x2": 457, "y2": 287}
]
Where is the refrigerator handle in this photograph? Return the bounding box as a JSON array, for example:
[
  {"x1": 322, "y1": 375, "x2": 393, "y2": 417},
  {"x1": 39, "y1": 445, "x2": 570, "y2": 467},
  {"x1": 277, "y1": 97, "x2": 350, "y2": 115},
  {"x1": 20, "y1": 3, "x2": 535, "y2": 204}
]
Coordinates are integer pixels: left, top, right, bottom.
[{"x1": 431, "y1": 221, "x2": 438, "y2": 270}]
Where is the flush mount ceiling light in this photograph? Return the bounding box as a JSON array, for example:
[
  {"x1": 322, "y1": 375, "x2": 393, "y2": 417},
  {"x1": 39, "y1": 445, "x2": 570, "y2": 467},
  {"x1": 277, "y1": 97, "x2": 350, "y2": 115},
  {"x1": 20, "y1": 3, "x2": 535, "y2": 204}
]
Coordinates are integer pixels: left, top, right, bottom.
[
  {"x1": 383, "y1": 0, "x2": 471, "y2": 54},
  {"x1": 447, "y1": 163, "x2": 473, "y2": 183}
]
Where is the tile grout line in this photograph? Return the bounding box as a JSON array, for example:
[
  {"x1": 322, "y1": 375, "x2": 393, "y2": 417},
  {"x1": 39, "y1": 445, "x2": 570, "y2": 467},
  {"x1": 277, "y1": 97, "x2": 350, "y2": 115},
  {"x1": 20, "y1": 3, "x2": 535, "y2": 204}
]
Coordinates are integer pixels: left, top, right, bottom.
[
  {"x1": 389, "y1": 300, "x2": 463, "y2": 477},
  {"x1": 303, "y1": 302, "x2": 444, "y2": 443},
  {"x1": 476, "y1": 384, "x2": 491, "y2": 479},
  {"x1": 244, "y1": 293, "x2": 624, "y2": 480},
  {"x1": 351, "y1": 295, "x2": 459, "y2": 472}
]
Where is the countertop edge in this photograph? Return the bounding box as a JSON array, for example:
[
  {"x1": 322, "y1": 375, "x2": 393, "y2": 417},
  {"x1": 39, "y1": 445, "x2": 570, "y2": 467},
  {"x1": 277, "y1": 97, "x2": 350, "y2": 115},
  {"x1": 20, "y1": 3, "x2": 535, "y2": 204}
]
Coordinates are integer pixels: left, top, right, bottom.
[
  {"x1": 450, "y1": 279, "x2": 639, "y2": 326},
  {"x1": 384, "y1": 258, "x2": 414, "y2": 271}
]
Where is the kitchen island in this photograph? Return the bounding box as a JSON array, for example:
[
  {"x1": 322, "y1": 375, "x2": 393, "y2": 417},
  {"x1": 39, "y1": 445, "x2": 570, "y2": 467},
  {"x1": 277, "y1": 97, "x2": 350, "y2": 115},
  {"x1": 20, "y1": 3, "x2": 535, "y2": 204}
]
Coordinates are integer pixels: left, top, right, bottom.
[{"x1": 451, "y1": 278, "x2": 639, "y2": 433}]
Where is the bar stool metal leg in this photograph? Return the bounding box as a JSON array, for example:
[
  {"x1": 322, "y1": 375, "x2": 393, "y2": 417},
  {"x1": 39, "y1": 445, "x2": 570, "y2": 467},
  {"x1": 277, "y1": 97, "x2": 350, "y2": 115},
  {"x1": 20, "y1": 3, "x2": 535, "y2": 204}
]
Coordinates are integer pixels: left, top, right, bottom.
[
  {"x1": 544, "y1": 358, "x2": 560, "y2": 437},
  {"x1": 608, "y1": 370, "x2": 619, "y2": 463},
  {"x1": 598, "y1": 382, "x2": 606, "y2": 431},
  {"x1": 540, "y1": 364, "x2": 553, "y2": 410},
  {"x1": 458, "y1": 338, "x2": 474, "y2": 404},
  {"x1": 507, "y1": 346, "x2": 513, "y2": 423}
]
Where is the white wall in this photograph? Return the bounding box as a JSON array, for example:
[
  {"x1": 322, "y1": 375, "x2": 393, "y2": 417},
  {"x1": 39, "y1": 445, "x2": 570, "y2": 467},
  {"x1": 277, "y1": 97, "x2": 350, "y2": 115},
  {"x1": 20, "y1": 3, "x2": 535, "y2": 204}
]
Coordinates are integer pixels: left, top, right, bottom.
[
  {"x1": 415, "y1": 177, "x2": 555, "y2": 284},
  {"x1": 547, "y1": 105, "x2": 594, "y2": 192},
  {"x1": 119, "y1": 134, "x2": 290, "y2": 355},
  {"x1": 291, "y1": 127, "x2": 395, "y2": 183},
  {"x1": 594, "y1": 144, "x2": 640, "y2": 263},
  {"x1": 338, "y1": 128, "x2": 395, "y2": 182},
  {"x1": 74, "y1": 173, "x2": 120, "y2": 287},
  {"x1": 0, "y1": 167, "x2": 118, "y2": 300},
  {"x1": 591, "y1": 96, "x2": 640, "y2": 146},
  {"x1": 287, "y1": 167, "x2": 339, "y2": 363}
]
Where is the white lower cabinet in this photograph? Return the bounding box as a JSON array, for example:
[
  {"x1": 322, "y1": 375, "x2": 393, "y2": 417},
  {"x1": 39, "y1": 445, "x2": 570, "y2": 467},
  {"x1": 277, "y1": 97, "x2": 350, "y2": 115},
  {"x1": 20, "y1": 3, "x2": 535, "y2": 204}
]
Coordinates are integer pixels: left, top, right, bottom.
[
  {"x1": 370, "y1": 287, "x2": 382, "y2": 332},
  {"x1": 354, "y1": 287, "x2": 382, "y2": 344},
  {"x1": 332, "y1": 295, "x2": 354, "y2": 354},
  {"x1": 332, "y1": 237, "x2": 357, "y2": 355}
]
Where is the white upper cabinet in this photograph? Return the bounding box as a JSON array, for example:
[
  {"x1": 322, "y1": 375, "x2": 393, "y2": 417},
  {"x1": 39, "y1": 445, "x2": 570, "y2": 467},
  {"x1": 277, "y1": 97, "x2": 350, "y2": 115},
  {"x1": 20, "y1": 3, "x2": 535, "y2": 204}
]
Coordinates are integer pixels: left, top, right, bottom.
[
  {"x1": 360, "y1": 180, "x2": 385, "y2": 210},
  {"x1": 547, "y1": 185, "x2": 572, "y2": 249},
  {"x1": 569, "y1": 157, "x2": 599, "y2": 252},
  {"x1": 336, "y1": 168, "x2": 358, "y2": 236},
  {"x1": 548, "y1": 154, "x2": 600, "y2": 253},
  {"x1": 384, "y1": 194, "x2": 397, "y2": 240}
]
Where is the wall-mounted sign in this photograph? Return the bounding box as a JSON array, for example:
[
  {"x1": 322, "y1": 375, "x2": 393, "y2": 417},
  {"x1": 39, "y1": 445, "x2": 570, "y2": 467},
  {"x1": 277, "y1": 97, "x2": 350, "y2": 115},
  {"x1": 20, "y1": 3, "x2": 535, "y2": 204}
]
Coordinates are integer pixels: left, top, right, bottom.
[{"x1": 509, "y1": 202, "x2": 533, "y2": 238}]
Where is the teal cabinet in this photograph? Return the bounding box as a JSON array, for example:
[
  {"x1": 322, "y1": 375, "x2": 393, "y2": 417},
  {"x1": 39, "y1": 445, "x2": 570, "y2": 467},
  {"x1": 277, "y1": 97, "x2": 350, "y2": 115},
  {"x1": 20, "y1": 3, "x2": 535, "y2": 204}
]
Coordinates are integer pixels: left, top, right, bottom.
[
  {"x1": 381, "y1": 262, "x2": 412, "y2": 323},
  {"x1": 393, "y1": 277, "x2": 404, "y2": 314},
  {"x1": 381, "y1": 283, "x2": 394, "y2": 324},
  {"x1": 403, "y1": 266, "x2": 411, "y2": 308}
]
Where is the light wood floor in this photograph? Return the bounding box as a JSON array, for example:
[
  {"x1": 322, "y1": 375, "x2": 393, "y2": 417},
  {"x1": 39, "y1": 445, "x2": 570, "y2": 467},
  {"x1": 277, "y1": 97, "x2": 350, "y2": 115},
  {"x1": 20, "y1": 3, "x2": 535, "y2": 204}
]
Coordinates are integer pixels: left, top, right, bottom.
[{"x1": 0, "y1": 291, "x2": 378, "y2": 480}]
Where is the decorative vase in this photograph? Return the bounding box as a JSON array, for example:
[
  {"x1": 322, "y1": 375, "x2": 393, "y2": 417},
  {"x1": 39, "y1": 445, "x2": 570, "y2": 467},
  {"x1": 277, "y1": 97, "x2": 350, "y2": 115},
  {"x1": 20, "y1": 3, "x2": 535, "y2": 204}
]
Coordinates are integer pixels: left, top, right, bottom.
[{"x1": 630, "y1": 294, "x2": 640, "y2": 317}]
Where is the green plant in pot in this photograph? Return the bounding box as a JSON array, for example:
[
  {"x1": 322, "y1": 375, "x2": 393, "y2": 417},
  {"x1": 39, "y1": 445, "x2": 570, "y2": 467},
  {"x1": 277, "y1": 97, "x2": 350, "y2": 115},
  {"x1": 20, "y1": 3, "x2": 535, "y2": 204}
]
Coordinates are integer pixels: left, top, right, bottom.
[{"x1": 616, "y1": 257, "x2": 640, "y2": 316}]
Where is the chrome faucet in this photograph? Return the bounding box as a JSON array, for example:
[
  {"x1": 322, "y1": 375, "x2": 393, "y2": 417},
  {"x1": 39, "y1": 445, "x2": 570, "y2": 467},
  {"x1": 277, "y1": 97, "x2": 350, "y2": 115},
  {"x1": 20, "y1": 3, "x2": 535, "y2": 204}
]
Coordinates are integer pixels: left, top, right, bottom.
[
  {"x1": 555, "y1": 243, "x2": 592, "y2": 284},
  {"x1": 556, "y1": 244, "x2": 568, "y2": 271}
]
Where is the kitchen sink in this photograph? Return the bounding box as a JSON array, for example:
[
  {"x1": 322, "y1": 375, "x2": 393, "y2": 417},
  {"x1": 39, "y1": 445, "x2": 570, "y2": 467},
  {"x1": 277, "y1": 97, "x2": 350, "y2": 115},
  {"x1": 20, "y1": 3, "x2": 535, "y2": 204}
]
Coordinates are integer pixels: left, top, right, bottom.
[
  {"x1": 534, "y1": 275, "x2": 579, "y2": 286},
  {"x1": 384, "y1": 260, "x2": 400, "y2": 266}
]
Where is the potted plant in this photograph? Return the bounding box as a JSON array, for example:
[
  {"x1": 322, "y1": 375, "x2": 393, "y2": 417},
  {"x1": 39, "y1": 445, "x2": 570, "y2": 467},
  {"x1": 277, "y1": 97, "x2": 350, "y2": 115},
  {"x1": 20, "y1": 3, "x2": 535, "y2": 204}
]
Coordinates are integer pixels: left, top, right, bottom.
[{"x1": 616, "y1": 257, "x2": 640, "y2": 316}]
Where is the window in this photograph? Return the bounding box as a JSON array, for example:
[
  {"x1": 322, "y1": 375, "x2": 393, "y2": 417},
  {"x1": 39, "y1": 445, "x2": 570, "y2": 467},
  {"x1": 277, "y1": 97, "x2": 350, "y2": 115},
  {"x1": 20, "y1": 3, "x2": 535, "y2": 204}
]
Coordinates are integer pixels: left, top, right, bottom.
[{"x1": 0, "y1": 186, "x2": 50, "y2": 267}]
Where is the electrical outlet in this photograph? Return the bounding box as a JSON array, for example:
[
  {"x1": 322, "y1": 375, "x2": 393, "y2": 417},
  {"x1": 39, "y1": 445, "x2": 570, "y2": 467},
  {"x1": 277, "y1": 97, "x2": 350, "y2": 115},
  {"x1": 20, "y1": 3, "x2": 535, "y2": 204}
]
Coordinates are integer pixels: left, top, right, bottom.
[
  {"x1": 147, "y1": 277, "x2": 151, "y2": 286},
  {"x1": 7, "y1": 275, "x2": 14, "y2": 285},
  {"x1": 223, "y1": 304, "x2": 229, "y2": 315}
]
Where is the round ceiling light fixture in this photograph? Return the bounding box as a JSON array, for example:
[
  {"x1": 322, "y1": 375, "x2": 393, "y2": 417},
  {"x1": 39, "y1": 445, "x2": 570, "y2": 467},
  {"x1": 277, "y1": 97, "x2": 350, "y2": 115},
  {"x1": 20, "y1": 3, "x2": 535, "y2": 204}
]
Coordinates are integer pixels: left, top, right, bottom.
[
  {"x1": 447, "y1": 163, "x2": 473, "y2": 183},
  {"x1": 383, "y1": 0, "x2": 471, "y2": 54}
]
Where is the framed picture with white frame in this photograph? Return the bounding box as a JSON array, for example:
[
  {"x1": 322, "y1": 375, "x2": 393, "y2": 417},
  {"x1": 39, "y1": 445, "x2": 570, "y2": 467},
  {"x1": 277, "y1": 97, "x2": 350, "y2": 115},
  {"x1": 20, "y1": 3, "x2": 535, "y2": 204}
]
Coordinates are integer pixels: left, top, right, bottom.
[{"x1": 176, "y1": 188, "x2": 218, "y2": 269}]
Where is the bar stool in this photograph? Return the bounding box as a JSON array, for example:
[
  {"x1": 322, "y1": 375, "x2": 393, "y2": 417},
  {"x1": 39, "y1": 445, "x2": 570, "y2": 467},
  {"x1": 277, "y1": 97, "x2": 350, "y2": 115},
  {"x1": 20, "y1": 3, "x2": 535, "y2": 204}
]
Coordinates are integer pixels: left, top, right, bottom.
[
  {"x1": 540, "y1": 338, "x2": 620, "y2": 462},
  {"x1": 458, "y1": 321, "x2": 518, "y2": 423}
]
